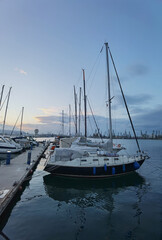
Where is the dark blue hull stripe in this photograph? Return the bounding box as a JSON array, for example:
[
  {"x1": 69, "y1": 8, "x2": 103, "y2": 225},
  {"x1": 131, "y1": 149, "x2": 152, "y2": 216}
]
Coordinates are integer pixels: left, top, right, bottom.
[{"x1": 44, "y1": 159, "x2": 145, "y2": 178}]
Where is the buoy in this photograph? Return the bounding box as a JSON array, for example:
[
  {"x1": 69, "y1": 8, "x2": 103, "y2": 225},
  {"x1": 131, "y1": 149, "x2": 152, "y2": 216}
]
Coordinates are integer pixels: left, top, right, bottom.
[
  {"x1": 122, "y1": 164, "x2": 125, "y2": 172},
  {"x1": 19, "y1": 186, "x2": 22, "y2": 191},
  {"x1": 134, "y1": 161, "x2": 140, "y2": 170},
  {"x1": 112, "y1": 167, "x2": 115, "y2": 175},
  {"x1": 104, "y1": 164, "x2": 107, "y2": 172},
  {"x1": 93, "y1": 167, "x2": 96, "y2": 175}
]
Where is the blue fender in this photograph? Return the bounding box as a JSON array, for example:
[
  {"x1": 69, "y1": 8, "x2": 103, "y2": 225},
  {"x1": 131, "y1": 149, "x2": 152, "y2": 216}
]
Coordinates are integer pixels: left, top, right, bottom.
[
  {"x1": 134, "y1": 161, "x2": 140, "y2": 170},
  {"x1": 104, "y1": 164, "x2": 107, "y2": 172},
  {"x1": 122, "y1": 164, "x2": 125, "y2": 172},
  {"x1": 112, "y1": 167, "x2": 115, "y2": 175},
  {"x1": 93, "y1": 167, "x2": 96, "y2": 175}
]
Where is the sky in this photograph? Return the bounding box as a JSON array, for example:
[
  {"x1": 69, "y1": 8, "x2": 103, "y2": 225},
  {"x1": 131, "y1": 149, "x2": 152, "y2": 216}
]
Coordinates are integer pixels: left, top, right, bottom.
[{"x1": 0, "y1": 0, "x2": 162, "y2": 136}]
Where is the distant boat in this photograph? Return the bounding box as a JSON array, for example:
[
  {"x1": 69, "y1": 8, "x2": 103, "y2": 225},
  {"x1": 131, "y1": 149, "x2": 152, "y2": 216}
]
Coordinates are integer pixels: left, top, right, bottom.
[
  {"x1": 0, "y1": 135, "x2": 22, "y2": 154},
  {"x1": 12, "y1": 136, "x2": 38, "y2": 149},
  {"x1": 44, "y1": 43, "x2": 149, "y2": 178}
]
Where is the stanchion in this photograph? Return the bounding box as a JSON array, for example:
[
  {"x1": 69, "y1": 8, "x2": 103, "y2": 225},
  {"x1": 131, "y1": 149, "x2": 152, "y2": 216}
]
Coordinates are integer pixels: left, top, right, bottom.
[
  {"x1": 30, "y1": 143, "x2": 33, "y2": 151},
  {"x1": 6, "y1": 151, "x2": 11, "y2": 165},
  {"x1": 27, "y1": 151, "x2": 31, "y2": 165}
]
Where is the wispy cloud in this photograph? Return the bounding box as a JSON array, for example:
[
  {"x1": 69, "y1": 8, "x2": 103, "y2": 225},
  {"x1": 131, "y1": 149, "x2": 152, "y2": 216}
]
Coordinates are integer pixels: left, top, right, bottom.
[
  {"x1": 128, "y1": 64, "x2": 149, "y2": 77},
  {"x1": 113, "y1": 93, "x2": 152, "y2": 107},
  {"x1": 35, "y1": 115, "x2": 69, "y2": 124},
  {"x1": 15, "y1": 68, "x2": 27, "y2": 75},
  {"x1": 124, "y1": 94, "x2": 152, "y2": 105},
  {"x1": 39, "y1": 107, "x2": 68, "y2": 116}
]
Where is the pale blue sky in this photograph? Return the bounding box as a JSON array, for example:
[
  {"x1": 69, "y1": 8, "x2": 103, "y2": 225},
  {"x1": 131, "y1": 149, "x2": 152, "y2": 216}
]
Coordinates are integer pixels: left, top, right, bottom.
[{"x1": 0, "y1": 0, "x2": 162, "y2": 135}]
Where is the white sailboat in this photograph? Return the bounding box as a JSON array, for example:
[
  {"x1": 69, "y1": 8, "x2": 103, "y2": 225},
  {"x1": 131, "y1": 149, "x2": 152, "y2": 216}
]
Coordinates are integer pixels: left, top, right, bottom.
[{"x1": 44, "y1": 43, "x2": 149, "y2": 178}]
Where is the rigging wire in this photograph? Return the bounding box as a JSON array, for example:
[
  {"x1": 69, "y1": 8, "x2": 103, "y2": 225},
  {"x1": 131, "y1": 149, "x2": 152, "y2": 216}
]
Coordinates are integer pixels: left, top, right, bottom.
[
  {"x1": 0, "y1": 92, "x2": 9, "y2": 111},
  {"x1": 10, "y1": 110, "x2": 22, "y2": 136},
  {"x1": 87, "y1": 97, "x2": 104, "y2": 142},
  {"x1": 86, "y1": 45, "x2": 104, "y2": 83},
  {"x1": 87, "y1": 48, "x2": 104, "y2": 96},
  {"x1": 108, "y1": 46, "x2": 141, "y2": 152}
]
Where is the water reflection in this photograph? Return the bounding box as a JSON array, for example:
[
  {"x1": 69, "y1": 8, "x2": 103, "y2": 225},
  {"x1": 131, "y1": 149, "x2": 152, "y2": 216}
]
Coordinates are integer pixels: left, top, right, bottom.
[
  {"x1": 43, "y1": 173, "x2": 149, "y2": 239},
  {"x1": 43, "y1": 173, "x2": 146, "y2": 209}
]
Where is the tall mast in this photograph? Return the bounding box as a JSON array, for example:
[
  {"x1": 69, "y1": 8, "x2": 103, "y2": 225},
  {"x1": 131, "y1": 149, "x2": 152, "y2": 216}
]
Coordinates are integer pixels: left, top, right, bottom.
[
  {"x1": 78, "y1": 87, "x2": 81, "y2": 136},
  {"x1": 20, "y1": 107, "x2": 24, "y2": 136},
  {"x1": 69, "y1": 104, "x2": 71, "y2": 136},
  {"x1": 105, "y1": 42, "x2": 113, "y2": 150},
  {"x1": 74, "y1": 86, "x2": 77, "y2": 135},
  {"x1": 83, "y1": 69, "x2": 87, "y2": 138},
  {"x1": 62, "y1": 110, "x2": 64, "y2": 135},
  {"x1": 2, "y1": 87, "x2": 12, "y2": 135},
  {"x1": 0, "y1": 85, "x2": 5, "y2": 108}
]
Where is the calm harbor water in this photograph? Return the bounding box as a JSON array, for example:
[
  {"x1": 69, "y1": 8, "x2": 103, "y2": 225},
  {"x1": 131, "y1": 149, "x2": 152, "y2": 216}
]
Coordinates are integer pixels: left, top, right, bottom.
[{"x1": 0, "y1": 139, "x2": 162, "y2": 240}]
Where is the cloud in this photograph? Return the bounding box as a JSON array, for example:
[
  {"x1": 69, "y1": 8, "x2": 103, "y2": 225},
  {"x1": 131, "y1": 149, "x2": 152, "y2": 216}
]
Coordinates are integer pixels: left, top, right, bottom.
[
  {"x1": 20, "y1": 105, "x2": 162, "y2": 135},
  {"x1": 113, "y1": 94, "x2": 153, "y2": 112},
  {"x1": 15, "y1": 68, "x2": 27, "y2": 75},
  {"x1": 39, "y1": 107, "x2": 68, "y2": 116},
  {"x1": 87, "y1": 106, "x2": 162, "y2": 135},
  {"x1": 128, "y1": 64, "x2": 149, "y2": 77},
  {"x1": 35, "y1": 115, "x2": 69, "y2": 124},
  {"x1": 134, "y1": 105, "x2": 162, "y2": 131},
  {"x1": 124, "y1": 94, "x2": 153, "y2": 105}
]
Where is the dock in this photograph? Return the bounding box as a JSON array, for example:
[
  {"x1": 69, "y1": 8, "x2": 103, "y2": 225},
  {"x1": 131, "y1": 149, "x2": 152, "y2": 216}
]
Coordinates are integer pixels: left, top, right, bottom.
[{"x1": 0, "y1": 143, "x2": 49, "y2": 220}]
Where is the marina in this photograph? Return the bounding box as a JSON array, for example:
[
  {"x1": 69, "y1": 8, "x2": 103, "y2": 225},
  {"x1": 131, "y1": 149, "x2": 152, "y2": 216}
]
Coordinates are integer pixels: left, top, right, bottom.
[{"x1": 0, "y1": 1, "x2": 162, "y2": 239}]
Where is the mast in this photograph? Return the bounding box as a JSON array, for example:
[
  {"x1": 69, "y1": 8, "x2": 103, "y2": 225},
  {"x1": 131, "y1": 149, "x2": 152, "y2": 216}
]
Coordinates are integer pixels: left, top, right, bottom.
[
  {"x1": 105, "y1": 43, "x2": 113, "y2": 150},
  {"x1": 78, "y1": 87, "x2": 81, "y2": 136},
  {"x1": 0, "y1": 85, "x2": 5, "y2": 109},
  {"x1": 69, "y1": 104, "x2": 71, "y2": 136},
  {"x1": 74, "y1": 86, "x2": 77, "y2": 135},
  {"x1": 20, "y1": 107, "x2": 24, "y2": 136},
  {"x1": 83, "y1": 69, "x2": 87, "y2": 138},
  {"x1": 2, "y1": 87, "x2": 12, "y2": 135},
  {"x1": 62, "y1": 110, "x2": 64, "y2": 135}
]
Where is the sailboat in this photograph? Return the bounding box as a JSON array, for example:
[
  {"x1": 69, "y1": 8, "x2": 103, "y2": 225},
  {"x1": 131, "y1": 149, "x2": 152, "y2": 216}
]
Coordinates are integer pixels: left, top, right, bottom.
[{"x1": 44, "y1": 43, "x2": 149, "y2": 178}]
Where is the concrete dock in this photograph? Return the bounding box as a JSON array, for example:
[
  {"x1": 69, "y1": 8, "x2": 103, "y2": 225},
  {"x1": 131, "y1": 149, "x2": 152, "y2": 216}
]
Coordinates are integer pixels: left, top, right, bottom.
[{"x1": 0, "y1": 143, "x2": 49, "y2": 220}]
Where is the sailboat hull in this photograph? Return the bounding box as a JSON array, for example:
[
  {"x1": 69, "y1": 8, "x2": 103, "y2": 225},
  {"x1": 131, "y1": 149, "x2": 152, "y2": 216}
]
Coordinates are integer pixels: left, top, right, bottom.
[{"x1": 44, "y1": 158, "x2": 145, "y2": 178}]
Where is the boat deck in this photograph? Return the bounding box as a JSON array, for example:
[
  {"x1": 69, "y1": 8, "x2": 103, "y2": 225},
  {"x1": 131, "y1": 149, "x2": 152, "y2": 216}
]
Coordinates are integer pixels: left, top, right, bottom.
[{"x1": 49, "y1": 153, "x2": 144, "y2": 167}]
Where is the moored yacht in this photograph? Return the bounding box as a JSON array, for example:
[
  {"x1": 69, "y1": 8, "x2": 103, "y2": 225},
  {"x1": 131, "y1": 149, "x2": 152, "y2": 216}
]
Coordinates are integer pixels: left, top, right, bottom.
[{"x1": 44, "y1": 43, "x2": 149, "y2": 178}]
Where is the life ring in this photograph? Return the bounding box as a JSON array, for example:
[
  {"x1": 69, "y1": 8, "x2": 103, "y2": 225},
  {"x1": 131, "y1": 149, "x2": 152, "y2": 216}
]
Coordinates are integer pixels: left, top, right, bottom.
[{"x1": 117, "y1": 144, "x2": 121, "y2": 148}]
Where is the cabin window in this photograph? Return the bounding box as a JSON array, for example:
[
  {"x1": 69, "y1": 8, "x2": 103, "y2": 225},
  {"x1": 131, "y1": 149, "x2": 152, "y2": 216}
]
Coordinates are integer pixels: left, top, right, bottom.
[
  {"x1": 81, "y1": 159, "x2": 87, "y2": 162},
  {"x1": 104, "y1": 158, "x2": 109, "y2": 161},
  {"x1": 93, "y1": 159, "x2": 98, "y2": 161},
  {"x1": 114, "y1": 158, "x2": 119, "y2": 160}
]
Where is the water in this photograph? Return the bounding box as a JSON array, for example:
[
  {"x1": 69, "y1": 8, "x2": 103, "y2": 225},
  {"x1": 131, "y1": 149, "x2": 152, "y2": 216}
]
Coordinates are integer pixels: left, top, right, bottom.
[{"x1": 0, "y1": 139, "x2": 161, "y2": 240}]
